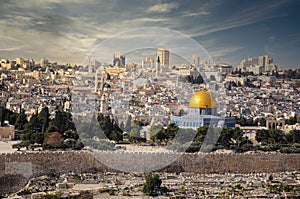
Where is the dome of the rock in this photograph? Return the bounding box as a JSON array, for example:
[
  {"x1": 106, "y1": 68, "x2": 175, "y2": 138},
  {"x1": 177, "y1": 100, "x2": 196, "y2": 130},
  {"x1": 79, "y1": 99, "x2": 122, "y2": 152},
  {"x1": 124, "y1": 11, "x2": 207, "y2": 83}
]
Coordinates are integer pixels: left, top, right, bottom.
[{"x1": 189, "y1": 90, "x2": 217, "y2": 108}]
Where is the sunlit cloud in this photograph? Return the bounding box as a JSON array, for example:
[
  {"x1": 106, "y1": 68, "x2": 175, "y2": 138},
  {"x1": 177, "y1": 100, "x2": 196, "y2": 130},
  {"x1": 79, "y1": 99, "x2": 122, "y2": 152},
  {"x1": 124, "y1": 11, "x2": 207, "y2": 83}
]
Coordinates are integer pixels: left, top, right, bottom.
[
  {"x1": 0, "y1": 0, "x2": 299, "y2": 67},
  {"x1": 147, "y1": 3, "x2": 178, "y2": 13},
  {"x1": 182, "y1": 11, "x2": 210, "y2": 17}
]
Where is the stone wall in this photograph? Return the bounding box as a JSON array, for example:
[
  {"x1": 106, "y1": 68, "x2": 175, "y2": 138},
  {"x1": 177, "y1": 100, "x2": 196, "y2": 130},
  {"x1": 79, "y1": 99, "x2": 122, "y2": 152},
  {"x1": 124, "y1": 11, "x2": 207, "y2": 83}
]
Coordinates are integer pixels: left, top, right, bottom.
[{"x1": 0, "y1": 151, "x2": 299, "y2": 194}]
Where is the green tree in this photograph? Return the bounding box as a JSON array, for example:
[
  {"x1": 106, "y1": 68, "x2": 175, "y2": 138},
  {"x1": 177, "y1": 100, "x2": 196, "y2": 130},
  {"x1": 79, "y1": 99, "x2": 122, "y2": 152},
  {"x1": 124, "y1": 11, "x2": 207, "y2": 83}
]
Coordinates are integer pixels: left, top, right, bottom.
[
  {"x1": 26, "y1": 111, "x2": 40, "y2": 133},
  {"x1": 98, "y1": 114, "x2": 123, "y2": 142},
  {"x1": 31, "y1": 132, "x2": 44, "y2": 144},
  {"x1": 124, "y1": 115, "x2": 132, "y2": 133},
  {"x1": 52, "y1": 110, "x2": 76, "y2": 133},
  {"x1": 217, "y1": 128, "x2": 234, "y2": 149},
  {"x1": 63, "y1": 129, "x2": 79, "y2": 140},
  {"x1": 0, "y1": 107, "x2": 18, "y2": 125},
  {"x1": 38, "y1": 106, "x2": 50, "y2": 133},
  {"x1": 285, "y1": 115, "x2": 297, "y2": 125},
  {"x1": 45, "y1": 125, "x2": 58, "y2": 134},
  {"x1": 286, "y1": 130, "x2": 300, "y2": 144},
  {"x1": 195, "y1": 126, "x2": 208, "y2": 142},
  {"x1": 14, "y1": 109, "x2": 28, "y2": 130},
  {"x1": 256, "y1": 129, "x2": 286, "y2": 145},
  {"x1": 257, "y1": 117, "x2": 266, "y2": 126},
  {"x1": 142, "y1": 174, "x2": 162, "y2": 196},
  {"x1": 165, "y1": 123, "x2": 179, "y2": 140},
  {"x1": 52, "y1": 110, "x2": 65, "y2": 133},
  {"x1": 150, "y1": 124, "x2": 163, "y2": 143},
  {"x1": 8, "y1": 112, "x2": 18, "y2": 126},
  {"x1": 255, "y1": 129, "x2": 269, "y2": 144},
  {"x1": 0, "y1": 107, "x2": 6, "y2": 124},
  {"x1": 151, "y1": 123, "x2": 179, "y2": 144},
  {"x1": 129, "y1": 125, "x2": 145, "y2": 143},
  {"x1": 110, "y1": 131, "x2": 123, "y2": 142},
  {"x1": 155, "y1": 130, "x2": 167, "y2": 144}
]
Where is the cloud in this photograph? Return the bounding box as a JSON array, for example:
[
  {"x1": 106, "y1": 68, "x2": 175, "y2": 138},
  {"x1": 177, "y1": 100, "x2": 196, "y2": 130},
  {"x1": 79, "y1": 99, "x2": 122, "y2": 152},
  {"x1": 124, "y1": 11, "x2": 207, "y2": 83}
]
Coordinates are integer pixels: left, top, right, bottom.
[
  {"x1": 0, "y1": 0, "x2": 297, "y2": 67},
  {"x1": 0, "y1": 35, "x2": 25, "y2": 52},
  {"x1": 182, "y1": 11, "x2": 210, "y2": 17},
  {"x1": 147, "y1": 3, "x2": 178, "y2": 13},
  {"x1": 0, "y1": 46, "x2": 24, "y2": 51},
  {"x1": 209, "y1": 46, "x2": 244, "y2": 58},
  {"x1": 183, "y1": 1, "x2": 290, "y2": 38}
]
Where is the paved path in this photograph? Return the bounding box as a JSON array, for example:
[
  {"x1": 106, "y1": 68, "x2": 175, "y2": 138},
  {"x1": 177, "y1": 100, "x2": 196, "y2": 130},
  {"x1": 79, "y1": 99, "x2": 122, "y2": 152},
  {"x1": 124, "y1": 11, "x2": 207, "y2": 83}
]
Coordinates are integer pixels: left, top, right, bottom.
[{"x1": 0, "y1": 141, "x2": 18, "y2": 153}]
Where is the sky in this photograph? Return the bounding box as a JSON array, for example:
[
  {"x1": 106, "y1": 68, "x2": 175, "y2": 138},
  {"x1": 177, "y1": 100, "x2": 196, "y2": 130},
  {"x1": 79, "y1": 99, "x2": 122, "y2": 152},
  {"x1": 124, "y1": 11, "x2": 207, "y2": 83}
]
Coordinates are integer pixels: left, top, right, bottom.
[{"x1": 0, "y1": 0, "x2": 300, "y2": 68}]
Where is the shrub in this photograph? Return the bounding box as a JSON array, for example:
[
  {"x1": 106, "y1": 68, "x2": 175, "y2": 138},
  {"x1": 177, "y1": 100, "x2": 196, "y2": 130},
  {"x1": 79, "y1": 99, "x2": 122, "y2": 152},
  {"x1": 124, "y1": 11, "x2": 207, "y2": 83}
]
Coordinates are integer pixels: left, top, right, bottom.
[
  {"x1": 99, "y1": 188, "x2": 111, "y2": 193},
  {"x1": 108, "y1": 189, "x2": 115, "y2": 195},
  {"x1": 142, "y1": 174, "x2": 162, "y2": 196}
]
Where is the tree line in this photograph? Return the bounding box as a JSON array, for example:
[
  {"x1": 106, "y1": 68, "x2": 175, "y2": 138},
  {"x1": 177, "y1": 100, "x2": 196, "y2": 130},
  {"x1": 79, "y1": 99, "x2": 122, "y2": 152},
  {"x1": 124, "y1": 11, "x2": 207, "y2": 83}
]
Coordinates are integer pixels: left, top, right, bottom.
[
  {"x1": 75, "y1": 112, "x2": 300, "y2": 153},
  {"x1": 256, "y1": 129, "x2": 300, "y2": 153},
  {"x1": 272, "y1": 69, "x2": 300, "y2": 79},
  {"x1": 149, "y1": 124, "x2": 300, "y2": 154},
  {"x1": 0, "y1": 106, "x2": 83, "y2": 150}
]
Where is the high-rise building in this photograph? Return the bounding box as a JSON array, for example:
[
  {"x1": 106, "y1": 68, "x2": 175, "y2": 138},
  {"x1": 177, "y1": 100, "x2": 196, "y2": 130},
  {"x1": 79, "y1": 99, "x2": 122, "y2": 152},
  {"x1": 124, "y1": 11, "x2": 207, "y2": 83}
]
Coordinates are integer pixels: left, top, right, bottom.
[
  {"x1": 192, "y1": 54, "x2": 200, "y2": 66},
  {"x1": 15, "y1": 57, "x2": 23, "y2": 66},
  {"x1": 40, "y1": 57, "x2": 48, "y2": 67},
  {"x1": 113, "y1": 51, "x2": 125, "y2": 67},
  {"x1": 258, "y1": 55, "x2": 273, "y2": 71},
  {"x1": 120, "y1": 55, "x2": 125, "y2": 66},
  {"x1": 114, "y1": 51, "x2": 121, "y2": 59},
  {"x1": 157, "y1": 48, "x2": 169, "y2": 66},
  {"x1": 142, "y1": 57, "x2": 154, "y2": 69}
]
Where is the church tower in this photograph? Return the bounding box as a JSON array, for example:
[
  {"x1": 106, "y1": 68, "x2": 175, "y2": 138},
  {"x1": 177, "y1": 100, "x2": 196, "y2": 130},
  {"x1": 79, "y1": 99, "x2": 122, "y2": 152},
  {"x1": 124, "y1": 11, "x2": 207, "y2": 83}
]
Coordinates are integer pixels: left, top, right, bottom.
[{"x1": 155, "y1": 56, "x2": 160, "y2": 78}]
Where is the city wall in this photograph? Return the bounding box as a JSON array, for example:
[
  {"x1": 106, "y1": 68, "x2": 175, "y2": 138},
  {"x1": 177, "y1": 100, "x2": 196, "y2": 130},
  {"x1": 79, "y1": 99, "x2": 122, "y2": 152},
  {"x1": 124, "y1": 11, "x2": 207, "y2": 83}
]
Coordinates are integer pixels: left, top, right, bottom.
[{"x1": 0, "y1": 151, "x2": 299, "y2": 194}]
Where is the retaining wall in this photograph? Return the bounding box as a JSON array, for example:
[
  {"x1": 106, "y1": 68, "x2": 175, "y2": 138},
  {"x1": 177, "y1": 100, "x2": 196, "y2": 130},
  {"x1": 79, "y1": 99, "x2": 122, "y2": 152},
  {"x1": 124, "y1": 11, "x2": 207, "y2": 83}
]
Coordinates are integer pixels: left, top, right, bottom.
[{"x1": 0, "y1": 151, "x2": 299, "y2": 194}]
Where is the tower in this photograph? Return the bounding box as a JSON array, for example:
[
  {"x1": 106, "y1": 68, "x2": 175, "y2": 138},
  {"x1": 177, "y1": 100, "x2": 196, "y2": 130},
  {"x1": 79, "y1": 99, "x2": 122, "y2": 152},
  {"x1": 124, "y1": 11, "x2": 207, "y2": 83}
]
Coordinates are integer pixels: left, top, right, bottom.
[
  {"x1": 100, "y1": 95, "x2": 106, "y2": 113},
  {"x1": 95, "y1": 69, "x2": 99, "y2": 93},
  {"x1": 40, "y1": 57, "x2": 48, "y2": 68},
  {"x1": 192, "y1": 54, "x2": 200, "y2": 67},
  {"x1": 157, "y1": 48, "x2": 169, "y2": 67},
  {"x1": 156, "y1": 56, "x2": 160, "y2": 78}
]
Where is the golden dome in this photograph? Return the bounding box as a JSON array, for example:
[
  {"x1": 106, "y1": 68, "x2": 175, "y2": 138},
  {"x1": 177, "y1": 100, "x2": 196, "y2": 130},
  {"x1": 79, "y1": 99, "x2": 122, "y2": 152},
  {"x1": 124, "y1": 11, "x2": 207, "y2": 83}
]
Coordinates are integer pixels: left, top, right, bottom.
[{"x1": 189, "y1": 90, "x2": 217, "y2": 108}]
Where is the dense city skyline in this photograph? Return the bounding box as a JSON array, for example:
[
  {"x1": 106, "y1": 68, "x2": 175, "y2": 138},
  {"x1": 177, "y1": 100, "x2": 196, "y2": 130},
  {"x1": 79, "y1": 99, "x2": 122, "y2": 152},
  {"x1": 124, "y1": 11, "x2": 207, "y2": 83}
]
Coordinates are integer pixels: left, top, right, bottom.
[{"x1": 0, "y1": 0, "x2": 300, "y2": 68}]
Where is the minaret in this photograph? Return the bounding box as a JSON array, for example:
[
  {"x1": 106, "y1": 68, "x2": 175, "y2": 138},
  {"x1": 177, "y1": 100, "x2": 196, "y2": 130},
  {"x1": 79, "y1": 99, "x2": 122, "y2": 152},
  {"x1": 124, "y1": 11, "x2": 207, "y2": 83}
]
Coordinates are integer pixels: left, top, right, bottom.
[
  {"x1": 95, "y1": 69, "x2": 98, "y2": 93},
  {"x1": 100, "y1": 95, "x2": 106, "y2": 113},
  {"x1": 88, "y1": 56, "x2": 93, "y2": 74},
  {"x1": 155, "y1": 56, "x2": 160, "y2": 78}
]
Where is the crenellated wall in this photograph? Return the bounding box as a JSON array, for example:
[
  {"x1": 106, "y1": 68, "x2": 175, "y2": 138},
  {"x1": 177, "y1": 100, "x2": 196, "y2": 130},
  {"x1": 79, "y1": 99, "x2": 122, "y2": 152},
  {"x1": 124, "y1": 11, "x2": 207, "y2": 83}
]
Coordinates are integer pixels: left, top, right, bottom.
[{"x1": 0, "y1": 151, "x2": 299, "y2": 194}]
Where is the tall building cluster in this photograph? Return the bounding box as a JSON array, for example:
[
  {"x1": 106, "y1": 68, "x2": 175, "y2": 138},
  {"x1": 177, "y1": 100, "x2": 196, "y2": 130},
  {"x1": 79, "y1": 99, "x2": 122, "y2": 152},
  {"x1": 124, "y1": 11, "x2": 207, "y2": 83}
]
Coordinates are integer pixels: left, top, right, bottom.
[
  {"x1": 238, "y1": 55, "x2": 277, "y2": 74},
  {"x1": 0, "y1": 58, "x2": 35, "y2": 70},
  {"x1": 141, "y1": 57, "x2": 155, "y2": 69}
]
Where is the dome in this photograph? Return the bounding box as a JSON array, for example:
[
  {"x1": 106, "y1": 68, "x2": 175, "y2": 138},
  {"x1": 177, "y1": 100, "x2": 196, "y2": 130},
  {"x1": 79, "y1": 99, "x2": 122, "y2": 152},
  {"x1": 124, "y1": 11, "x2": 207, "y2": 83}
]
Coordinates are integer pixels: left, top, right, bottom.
[
  {"x1": 134, "y1": 78, "x2": 150, "y2": 87},
  {"x1": 189, "y1": 90, "x2": 217, "y2": 108}
]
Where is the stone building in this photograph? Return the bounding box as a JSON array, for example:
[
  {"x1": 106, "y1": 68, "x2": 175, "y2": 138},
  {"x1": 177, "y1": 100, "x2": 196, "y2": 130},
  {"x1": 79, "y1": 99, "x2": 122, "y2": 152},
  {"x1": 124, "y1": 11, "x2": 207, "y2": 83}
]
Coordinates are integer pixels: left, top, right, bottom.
[
  {"x1": 0, "y1": 122, "x2": 15, "y2": 141},
  {"x1": 170, "y1": 89, "x2": 235, "y2": 128}
]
